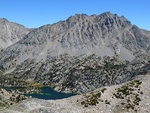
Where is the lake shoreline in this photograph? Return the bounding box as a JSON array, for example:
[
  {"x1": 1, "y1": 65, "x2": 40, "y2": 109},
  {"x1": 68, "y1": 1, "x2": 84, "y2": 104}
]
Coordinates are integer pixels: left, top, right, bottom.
[{"x1": 0, "y1": 86, "x2": 76, "y2": 100}]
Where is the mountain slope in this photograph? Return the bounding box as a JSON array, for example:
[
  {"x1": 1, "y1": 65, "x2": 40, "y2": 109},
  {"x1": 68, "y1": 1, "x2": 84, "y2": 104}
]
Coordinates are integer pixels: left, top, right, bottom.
[
  {"x1": 0, "y1": 12, "x2": 150, "y2": 93},
  {"x1": 2, "y1": 74, "x2": 150, "y2": 113},
  {"x1": 0, "y1": 18, "x2": 31, "y2": 49},
  {"x1": 0, "y1": 12, "x2": 150, "y2": 66}
]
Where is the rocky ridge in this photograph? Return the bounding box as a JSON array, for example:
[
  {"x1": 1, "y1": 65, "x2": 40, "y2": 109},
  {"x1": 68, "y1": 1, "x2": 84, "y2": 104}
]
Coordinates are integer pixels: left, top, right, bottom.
[{"x1": 0, "y1": 18, "x2": 31, "y2": 50}]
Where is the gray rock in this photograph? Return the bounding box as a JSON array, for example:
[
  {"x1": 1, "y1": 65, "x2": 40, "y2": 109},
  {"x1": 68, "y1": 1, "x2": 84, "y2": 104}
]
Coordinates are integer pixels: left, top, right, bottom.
[
  {"x1": 2, "y1": 74, "x2": 150, "y2": 113},
  {"x1": 0, "y1": 12, "x2": 150, "y2": 68},
  {"x1": 0, "y1": 18, "x2": 31, "y2": 49},
  {"x1": 0, "y1": 12, "x2": 150, "y2": 93}
]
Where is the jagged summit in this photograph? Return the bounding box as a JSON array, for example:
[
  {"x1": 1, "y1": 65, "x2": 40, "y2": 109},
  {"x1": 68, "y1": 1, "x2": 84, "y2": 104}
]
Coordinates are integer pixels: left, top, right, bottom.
[
  {"x1": 66, "y1": 11, "x2": 130, "y2": 24},
  {"x1": 100, "y1": 11, "x2": 113, "y2": 16}
]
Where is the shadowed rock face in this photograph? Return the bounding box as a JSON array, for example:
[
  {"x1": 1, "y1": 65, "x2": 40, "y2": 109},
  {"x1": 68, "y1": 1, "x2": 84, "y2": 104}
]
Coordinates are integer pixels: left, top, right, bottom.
[{"x1": 0, "y1": 18, "x2": 31, "y2": 49}]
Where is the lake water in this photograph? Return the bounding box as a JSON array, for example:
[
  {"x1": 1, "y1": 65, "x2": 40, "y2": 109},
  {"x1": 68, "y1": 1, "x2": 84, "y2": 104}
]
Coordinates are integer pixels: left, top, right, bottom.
[{"x1": 0, "y1": 86, "x2": 75, "y2": 100}]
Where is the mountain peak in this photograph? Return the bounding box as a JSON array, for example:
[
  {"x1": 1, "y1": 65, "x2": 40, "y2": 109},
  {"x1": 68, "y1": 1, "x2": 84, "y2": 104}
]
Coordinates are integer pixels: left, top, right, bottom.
[
  {"x1": 66, "y1": 14, "x2": 88, "y2": 22},
  {"x1": 99, "y1": 11, "x2": 113, "y2": 17},
  {"x1": 0, "y1": 18, "x2": 9, "y2": 23},
  {"x1": 0, "y1": 18, "x2": 31, "y2": 49},
  {"x1": 102, "y1": 11, "x2": 112, "y2": 15},
  {"x1": 120, "y1": 15, "x2": 128, "y2": 21}
]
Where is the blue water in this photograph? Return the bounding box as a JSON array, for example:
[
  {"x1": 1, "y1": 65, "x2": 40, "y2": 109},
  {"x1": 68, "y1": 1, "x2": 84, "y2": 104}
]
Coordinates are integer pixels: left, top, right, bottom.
[
  {"x1": 24, "y1": 87, "x2": 76, "y2": 100},
  {"x1": 0, "y1": 86, "x2": 75, "y2": 100},
  {"x1": 0, "y1": 86, "x2": 25, "y2": 90}
]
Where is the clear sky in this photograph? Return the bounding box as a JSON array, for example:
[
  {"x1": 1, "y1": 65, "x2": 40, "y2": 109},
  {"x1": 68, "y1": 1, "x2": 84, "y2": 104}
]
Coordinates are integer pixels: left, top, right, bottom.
[{"x1": 0, "y1": 0, "x2": 150, "y2": 30}]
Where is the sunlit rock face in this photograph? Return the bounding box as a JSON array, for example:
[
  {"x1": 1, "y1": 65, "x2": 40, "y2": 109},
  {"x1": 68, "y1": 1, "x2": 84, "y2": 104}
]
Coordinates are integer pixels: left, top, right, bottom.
[
  {"x1": 0, "y1": 18, "x2": 31, "y2": 49},
  {"x1": 1, "y1": 12, "x2": 150, "y2": 65}
]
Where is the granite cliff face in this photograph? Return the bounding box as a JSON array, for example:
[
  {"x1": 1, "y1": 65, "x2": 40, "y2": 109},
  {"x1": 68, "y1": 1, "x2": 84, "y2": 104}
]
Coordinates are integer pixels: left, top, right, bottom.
[
  {"x1": 0, "y1": 12, "x2": 150, "y2": 93},
  {"x1": 0, "y1": 18, "x2": 31, "y2": 49}
]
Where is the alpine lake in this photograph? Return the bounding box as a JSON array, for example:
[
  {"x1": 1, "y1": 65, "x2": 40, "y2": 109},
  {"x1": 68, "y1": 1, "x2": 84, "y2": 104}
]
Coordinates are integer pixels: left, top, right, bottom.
[{"x1": 0, "y1": 86, "x2": 76, "y2": 100}]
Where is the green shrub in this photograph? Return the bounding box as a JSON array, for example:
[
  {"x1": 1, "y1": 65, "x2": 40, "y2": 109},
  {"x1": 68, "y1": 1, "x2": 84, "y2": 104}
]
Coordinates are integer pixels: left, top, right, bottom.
[{"x1": 101, "y1": 88, "x2": 107, "y2": 93}]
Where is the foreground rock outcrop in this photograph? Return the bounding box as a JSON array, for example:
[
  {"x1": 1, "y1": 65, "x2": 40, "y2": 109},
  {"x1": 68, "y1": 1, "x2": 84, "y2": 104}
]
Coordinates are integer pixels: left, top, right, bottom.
[
  {"x1": 0, "y1": 88, "x2": 28, "y2": 109},
  {"x1": 1, "y1": 74, "x2": 150, "y2": 113}
]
